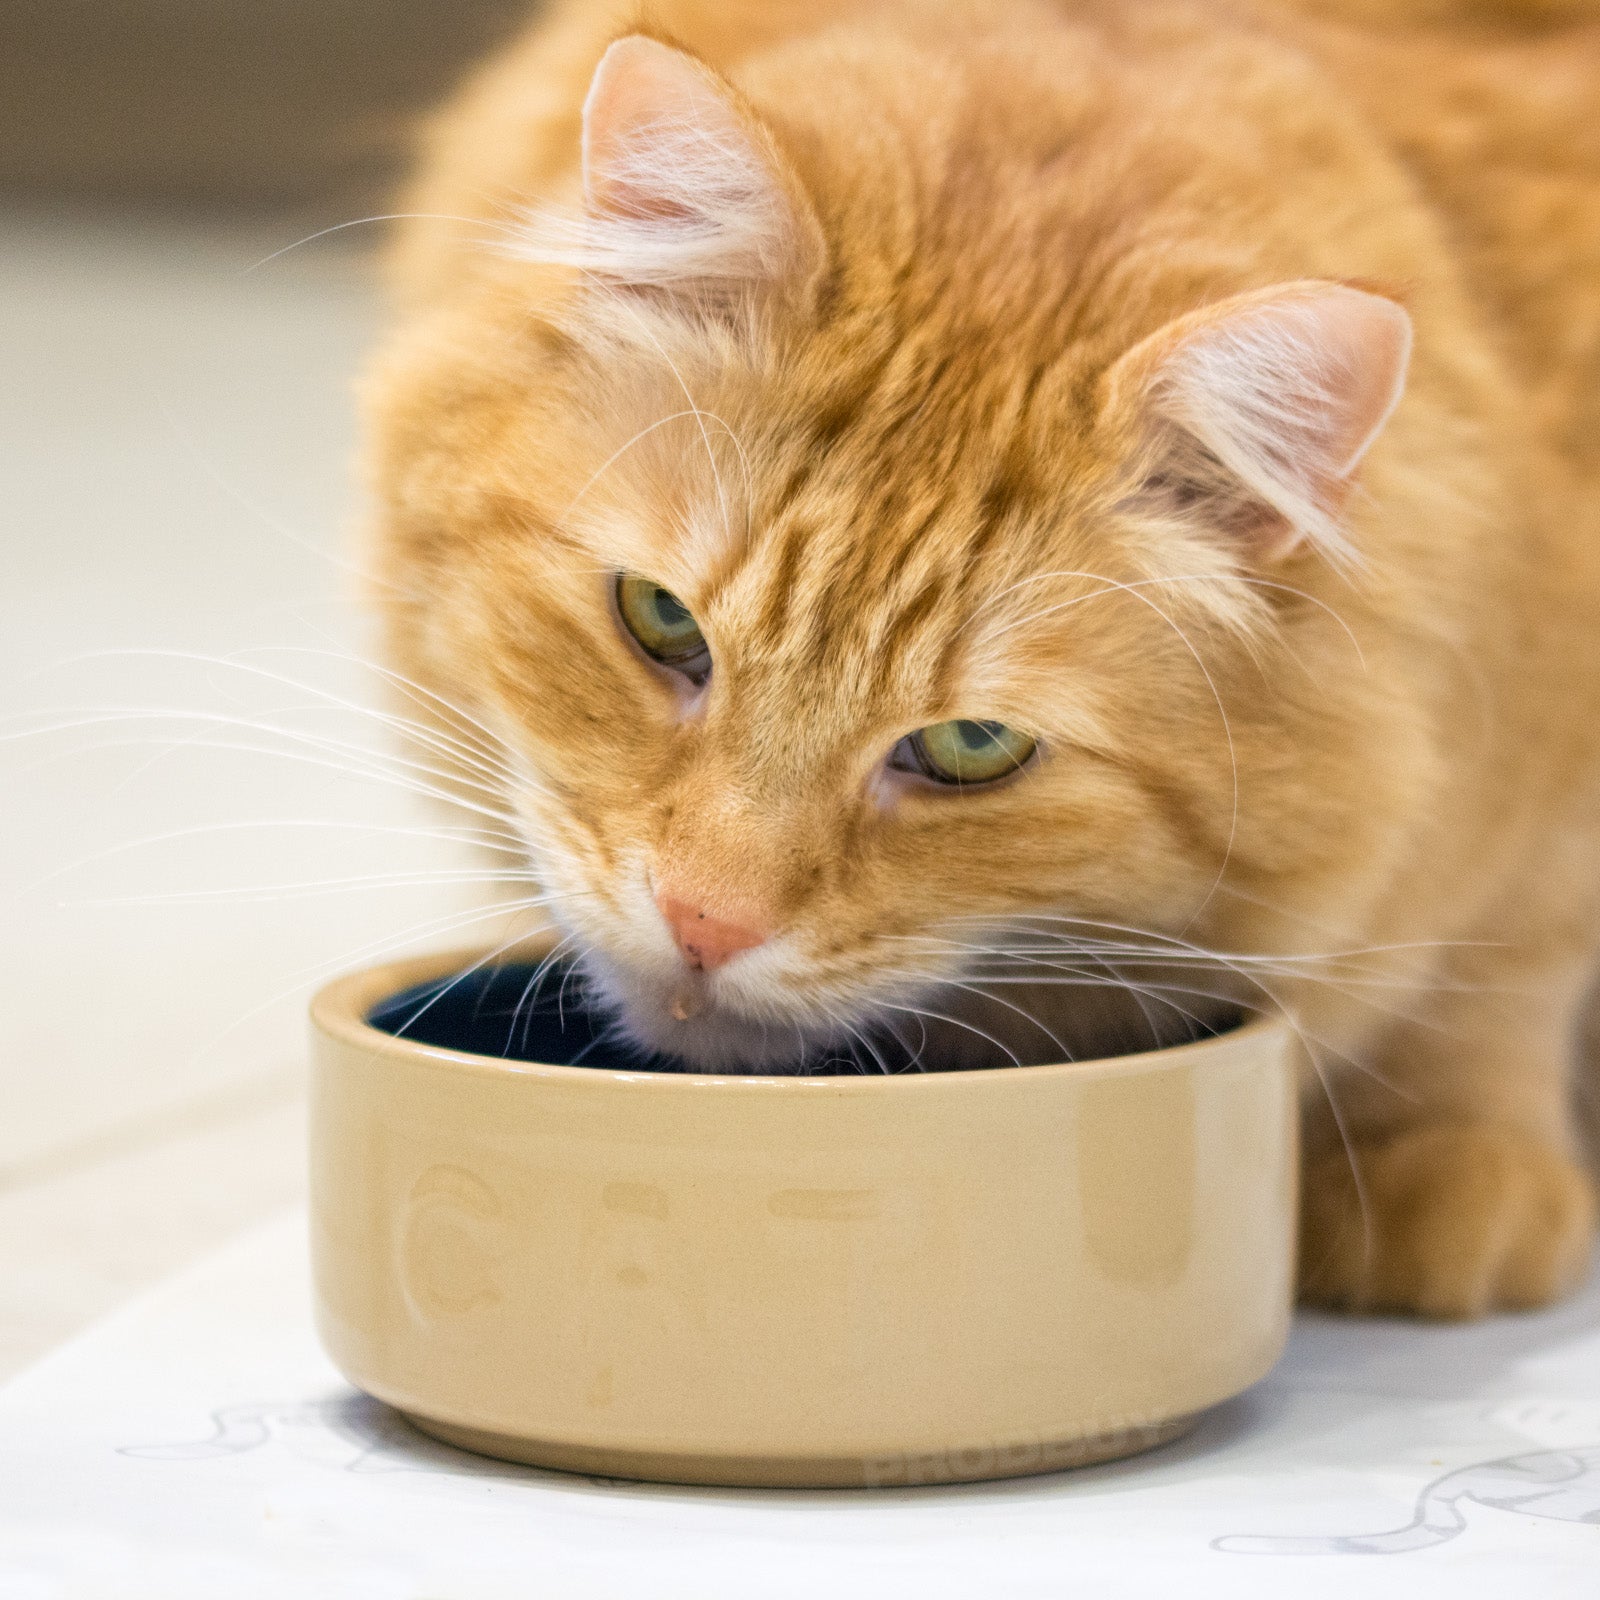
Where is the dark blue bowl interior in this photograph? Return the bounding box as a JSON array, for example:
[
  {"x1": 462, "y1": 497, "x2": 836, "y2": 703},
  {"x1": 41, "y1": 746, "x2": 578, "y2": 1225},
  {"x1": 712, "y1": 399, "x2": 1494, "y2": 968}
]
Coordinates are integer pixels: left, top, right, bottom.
[
  {"x1": 366, "y1": 960, "x2": 669, "y2": 1072},
  {"x1": 364, "y1": 959, "x2": 914, "y2": 1073},
  {"x1": 365, "y1": 958, "x2": 1243, "y2": 1074}
]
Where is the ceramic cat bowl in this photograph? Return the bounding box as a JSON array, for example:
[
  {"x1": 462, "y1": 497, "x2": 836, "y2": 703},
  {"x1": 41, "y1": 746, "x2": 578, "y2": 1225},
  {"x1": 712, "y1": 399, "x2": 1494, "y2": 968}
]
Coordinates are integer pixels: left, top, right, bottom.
[{"x1": 309, "y1": 943, "x2": 1297, "y2": 1488}]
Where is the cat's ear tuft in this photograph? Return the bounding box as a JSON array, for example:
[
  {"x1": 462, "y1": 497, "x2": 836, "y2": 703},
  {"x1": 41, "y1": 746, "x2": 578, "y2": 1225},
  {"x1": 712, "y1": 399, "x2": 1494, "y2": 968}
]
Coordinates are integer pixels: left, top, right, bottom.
[
  {"x1": 510, "y1": 34, "x2": 821, "y2": 306},
  {"x1": 1112, "y1": 283, "x2": 1412, "y2": 565}
]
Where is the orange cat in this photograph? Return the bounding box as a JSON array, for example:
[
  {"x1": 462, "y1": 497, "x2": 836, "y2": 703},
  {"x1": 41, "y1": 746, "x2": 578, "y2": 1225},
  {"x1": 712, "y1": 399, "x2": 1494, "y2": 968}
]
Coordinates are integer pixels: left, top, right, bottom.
[{"x1": 361, "y1": 0, "x2": 1600, "y2": 1318}]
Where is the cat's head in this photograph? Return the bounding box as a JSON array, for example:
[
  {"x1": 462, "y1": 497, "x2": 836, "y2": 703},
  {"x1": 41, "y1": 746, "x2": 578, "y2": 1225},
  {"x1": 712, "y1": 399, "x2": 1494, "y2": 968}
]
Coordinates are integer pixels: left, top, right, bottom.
[{"x1": 366, "y1": 34, "x2": 1413, "y2": 1070}]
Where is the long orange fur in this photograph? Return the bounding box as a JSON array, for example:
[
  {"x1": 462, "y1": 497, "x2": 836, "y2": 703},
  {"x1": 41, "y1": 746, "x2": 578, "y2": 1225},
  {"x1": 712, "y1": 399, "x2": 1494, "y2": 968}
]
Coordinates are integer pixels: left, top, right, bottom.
[{"x1": 362, "y1": 0, "x2": 1600, "y2": 1317}]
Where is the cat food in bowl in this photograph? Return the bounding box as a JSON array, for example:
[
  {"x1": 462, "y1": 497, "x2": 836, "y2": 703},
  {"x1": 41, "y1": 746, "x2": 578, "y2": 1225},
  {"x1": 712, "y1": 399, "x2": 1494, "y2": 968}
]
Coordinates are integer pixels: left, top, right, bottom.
[{"x1": 309, "y1": 943, "x2": 1297, "y2": 1488}]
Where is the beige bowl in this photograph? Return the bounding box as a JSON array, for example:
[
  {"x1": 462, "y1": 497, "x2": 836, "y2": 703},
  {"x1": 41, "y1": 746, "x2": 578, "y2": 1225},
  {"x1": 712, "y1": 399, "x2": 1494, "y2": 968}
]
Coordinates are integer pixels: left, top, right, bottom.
[{"x1": 309, "y1": 945, "x2": 1297, "y2": 1489}]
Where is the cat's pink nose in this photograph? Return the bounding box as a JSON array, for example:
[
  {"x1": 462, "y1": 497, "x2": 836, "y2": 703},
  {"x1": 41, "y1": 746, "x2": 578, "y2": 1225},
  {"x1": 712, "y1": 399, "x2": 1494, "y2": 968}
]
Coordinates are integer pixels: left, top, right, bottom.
[{"x1": 655, "y1": 892, "x2": 768, "y2": 972}]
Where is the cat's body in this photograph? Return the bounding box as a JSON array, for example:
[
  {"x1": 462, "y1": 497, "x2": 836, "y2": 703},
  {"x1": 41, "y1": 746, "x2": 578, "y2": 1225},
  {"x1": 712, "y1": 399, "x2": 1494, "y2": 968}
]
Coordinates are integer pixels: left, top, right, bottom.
[{"x1": 364, "y1": 0, "x2": 1600, "y2": 1316}]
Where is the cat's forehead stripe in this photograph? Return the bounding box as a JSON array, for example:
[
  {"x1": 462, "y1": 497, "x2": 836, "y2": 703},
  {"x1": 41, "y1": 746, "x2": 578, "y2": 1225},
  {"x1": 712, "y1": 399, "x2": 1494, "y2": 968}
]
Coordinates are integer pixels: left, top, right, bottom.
[{"x1": 706, "y1": 480, "x2": 1027, "y2": 708}]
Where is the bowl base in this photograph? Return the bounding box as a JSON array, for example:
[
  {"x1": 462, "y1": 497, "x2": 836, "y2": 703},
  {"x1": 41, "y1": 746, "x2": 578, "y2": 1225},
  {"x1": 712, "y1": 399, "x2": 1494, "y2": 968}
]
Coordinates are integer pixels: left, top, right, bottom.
[{"x1": 400, "y1": 1409, "x2": 1198, "y2": 1489}]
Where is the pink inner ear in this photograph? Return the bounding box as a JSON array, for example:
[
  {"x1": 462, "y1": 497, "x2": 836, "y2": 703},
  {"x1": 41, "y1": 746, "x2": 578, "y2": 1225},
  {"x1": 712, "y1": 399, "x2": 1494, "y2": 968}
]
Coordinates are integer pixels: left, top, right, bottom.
[
  {"x1": 1153, "y1": 283, "x2": 1413, "y2": 563},
  {"x1": 1251, "y1": 288, "x2": 1413, "y2": 479},
  {"x1": 581, "y1": 36, "x2": 779, "y2": 228},
  {"x1": 558, "y1": 34, "x2": 811, "y2": 296}
]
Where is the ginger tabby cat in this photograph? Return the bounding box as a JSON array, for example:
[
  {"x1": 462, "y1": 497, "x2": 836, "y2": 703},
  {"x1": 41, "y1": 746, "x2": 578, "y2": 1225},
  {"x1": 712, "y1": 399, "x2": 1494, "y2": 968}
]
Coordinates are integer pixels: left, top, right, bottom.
[{"x1": 362, "y1": 0, "x2": 1600, "y2": 1318}]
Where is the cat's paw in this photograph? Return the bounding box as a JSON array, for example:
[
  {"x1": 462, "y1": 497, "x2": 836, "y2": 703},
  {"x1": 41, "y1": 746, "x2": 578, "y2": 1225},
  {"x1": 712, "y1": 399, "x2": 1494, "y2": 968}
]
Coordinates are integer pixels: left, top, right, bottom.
[{"x1": 1298, "y1": 1122, "x2": 1596, "y2": 1319}]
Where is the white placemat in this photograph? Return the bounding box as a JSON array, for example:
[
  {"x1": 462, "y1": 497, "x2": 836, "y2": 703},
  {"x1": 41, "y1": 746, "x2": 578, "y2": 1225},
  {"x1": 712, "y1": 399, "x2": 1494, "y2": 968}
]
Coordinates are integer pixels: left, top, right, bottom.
[{"x1": 2, "y1": 1211, "x2": 1596, "y2": 1597}]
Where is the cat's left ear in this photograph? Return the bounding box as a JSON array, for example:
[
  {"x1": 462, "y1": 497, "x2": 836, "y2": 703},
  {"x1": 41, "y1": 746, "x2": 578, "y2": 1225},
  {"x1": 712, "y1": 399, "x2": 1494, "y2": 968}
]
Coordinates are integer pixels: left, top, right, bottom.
[
  {"x1": 523, "y1": 34, "x2": 824, "y2": 307},
  {"x1": 1107, "y1": 282, "x2": 1412, "y2": 565}
]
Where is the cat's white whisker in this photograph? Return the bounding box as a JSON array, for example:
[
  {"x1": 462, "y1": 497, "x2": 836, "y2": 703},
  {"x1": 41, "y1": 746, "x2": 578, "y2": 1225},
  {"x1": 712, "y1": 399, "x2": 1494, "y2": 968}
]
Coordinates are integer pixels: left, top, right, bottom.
[
  {"x1": 507, "y1": 931, "x2": 583, "y2": 1047},
  {"x1": 936, "y1": 910, "x2": 1487, "y2": 967},
  {"x1": 556, "y1": 409, "x2": 737, "y2": 532},
  {"x1": 242, "y1": 212, "x2": 525, "y2": 277},
  {"x1": 873, "y1": 999, "x2": 1024, "y2": 1070},
  {"x1": 375, "y1": 922, "x2": 568, "y2": 1050},
  {"x1": 32, "y1": 645, "x2": 533, "y2": 796},
  {"x1": 883, "y1": 914, "x2": 1471, "y2": 1045},
  {"x1": 160, "y1": 891, "x2": 580, "y2": 1084},
  {"x1": 15, "y1": 716, "x2": 528, "y2": 833},
  {"x1": 69, "y1": 868, "x2": 540, "y2": 908},
  {"x1": 8, "y1": 701, "x2": 507, "y2": 792},
  {"x1": 10, "y1": 817, "x2": 529, "y2": 909}
]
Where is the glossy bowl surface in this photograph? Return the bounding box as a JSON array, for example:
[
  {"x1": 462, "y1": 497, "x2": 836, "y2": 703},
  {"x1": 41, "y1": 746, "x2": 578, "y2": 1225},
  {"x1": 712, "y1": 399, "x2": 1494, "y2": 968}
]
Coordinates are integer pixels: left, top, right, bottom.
[{"x1": 310, "y1": 946, "x2": 1297, "y2": 1487}]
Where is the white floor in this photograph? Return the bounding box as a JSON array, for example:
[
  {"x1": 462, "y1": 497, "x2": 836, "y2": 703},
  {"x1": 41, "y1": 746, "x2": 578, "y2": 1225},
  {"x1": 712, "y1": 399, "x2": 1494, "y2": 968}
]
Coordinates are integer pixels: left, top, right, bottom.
[
  {"x1": 0, "y1": 206, "x2": 488, "y2": 1376},
  {"x1": 4, "y1": 1211, "x2": 1598, "y2": 1595}
]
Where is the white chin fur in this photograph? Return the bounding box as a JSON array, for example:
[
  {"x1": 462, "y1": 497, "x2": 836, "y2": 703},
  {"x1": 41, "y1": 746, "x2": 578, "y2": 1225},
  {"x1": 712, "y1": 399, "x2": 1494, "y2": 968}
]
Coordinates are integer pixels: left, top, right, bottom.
[{"x1": 576, "y1": 948, "x2": 847, "y2": 1072}]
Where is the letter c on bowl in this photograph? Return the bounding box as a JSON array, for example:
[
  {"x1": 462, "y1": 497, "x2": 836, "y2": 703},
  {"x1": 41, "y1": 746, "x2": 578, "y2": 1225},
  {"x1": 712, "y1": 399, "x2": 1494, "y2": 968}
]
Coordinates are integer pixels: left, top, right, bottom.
[{"x1": 400, "y1": 1164, "x2": 505, "y2": 1321}]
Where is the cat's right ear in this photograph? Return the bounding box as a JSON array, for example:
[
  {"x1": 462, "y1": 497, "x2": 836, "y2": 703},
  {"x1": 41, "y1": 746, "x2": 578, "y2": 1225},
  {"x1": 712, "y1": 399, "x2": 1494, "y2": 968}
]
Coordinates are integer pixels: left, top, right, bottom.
[
  {"x1": 515, "y1": 35, "x2": 824, "y2": 309},
  {"x1": 1106, "y1": 282, "x2": 1412, "y2": 569}
]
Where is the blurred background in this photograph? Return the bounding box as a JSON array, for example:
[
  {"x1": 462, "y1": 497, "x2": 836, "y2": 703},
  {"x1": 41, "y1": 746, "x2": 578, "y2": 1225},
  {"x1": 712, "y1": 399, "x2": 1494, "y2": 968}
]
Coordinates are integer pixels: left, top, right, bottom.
[
  {"x1": 1, "y1": 0, "x2": 539, "y2": 1375},
  {"x1": 2, "y1": 1, "x2": 526, "y2": 215}
]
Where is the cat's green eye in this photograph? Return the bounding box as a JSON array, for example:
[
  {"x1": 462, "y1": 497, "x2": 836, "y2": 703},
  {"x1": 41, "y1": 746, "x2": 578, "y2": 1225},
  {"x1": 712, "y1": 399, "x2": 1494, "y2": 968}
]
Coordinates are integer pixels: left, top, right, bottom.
[
  {"x1": 615, "y1": 573, "x2": 710, "y2": 679},
  {"x1": 893, "y1": 719, "x2": 1037, "y2": 786}
]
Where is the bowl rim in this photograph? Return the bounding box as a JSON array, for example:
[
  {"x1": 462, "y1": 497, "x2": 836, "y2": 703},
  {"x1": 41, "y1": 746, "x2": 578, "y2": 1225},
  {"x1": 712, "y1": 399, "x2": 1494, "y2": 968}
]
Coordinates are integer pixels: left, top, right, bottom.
[{"x1": 312, "y1": 943, "x2": 1290, "y2": 1093}]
